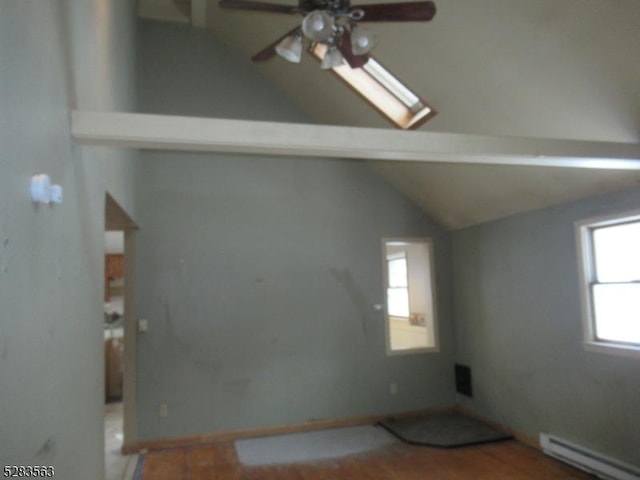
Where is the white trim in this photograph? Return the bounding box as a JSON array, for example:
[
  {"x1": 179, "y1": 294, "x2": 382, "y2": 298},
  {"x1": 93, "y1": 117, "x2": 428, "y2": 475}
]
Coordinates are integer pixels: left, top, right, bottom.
[
  {"x1": 575, "y1": 220, "x2": 597, "y2": 347},
  {"x1": 576, "y1": 208, "x2": 640, "y2": 230},
  {"x1": 71, "y1": 111, "x2": 640, "y2": 169},
  {"x1": 583, "y1": 341, "x2": 640, "y2": 359},
  {"x1": 386, "y1": 345, "x2": 440, "y2": 356},
  {"x1": 122, "y1": 229, "x2": 138, "y2": 446}
]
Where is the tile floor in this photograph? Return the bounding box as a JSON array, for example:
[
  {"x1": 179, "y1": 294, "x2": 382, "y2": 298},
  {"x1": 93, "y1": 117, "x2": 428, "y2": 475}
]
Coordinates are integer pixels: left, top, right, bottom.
[{"x1": 105, "y1": 402, "x2": 139, "y2": 480}]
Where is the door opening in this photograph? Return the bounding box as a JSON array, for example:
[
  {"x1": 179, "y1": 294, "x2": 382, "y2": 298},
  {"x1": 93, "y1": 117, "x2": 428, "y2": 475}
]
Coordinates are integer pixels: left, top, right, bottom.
[{"x1": 104, "y1": 193, "x2": 138, "y2": 477}]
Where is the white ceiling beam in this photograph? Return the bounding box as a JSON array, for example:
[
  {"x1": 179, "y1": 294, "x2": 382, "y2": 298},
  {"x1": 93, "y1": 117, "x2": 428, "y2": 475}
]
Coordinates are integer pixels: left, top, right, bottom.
[
  {"x1": 71, "y1": 110, "x2": 640, "y2": 170},
  {"x1": 191, "y1": 0, "x2": 207, "y2": 28}
]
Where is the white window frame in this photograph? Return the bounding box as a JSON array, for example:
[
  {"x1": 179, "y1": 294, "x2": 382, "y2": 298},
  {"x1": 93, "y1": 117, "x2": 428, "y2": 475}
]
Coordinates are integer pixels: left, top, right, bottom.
[
  {"x1": 575, "y1": 209, "x2": 640, "y2": 359},
  {"x1": 382, "y1": 237, "x2": 439, "y2": 356}
]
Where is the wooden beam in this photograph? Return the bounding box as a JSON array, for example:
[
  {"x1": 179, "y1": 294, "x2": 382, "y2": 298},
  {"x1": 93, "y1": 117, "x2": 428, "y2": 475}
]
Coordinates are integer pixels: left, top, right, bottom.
[{"x1": 71, "y1": 111, "x2": 640, "y2": 170}]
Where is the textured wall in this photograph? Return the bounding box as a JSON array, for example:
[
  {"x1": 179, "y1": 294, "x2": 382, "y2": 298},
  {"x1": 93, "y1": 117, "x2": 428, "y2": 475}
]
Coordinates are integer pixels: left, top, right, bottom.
[
  {"x1": 452, "y1": 186, "x2": 640, "y2": 467},
  {"x1": 0, "y1": 1, "x2": 137, "y2": 477},
  {"x1": 135, "y1": 21, "x2": 455, "y2": 441}
]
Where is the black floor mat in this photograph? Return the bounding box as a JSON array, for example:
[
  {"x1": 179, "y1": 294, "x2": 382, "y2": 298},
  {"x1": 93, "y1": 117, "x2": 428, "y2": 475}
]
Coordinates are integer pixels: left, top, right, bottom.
[{"x1": 379, "y1": 413, "x2": 513, "y2": 448}]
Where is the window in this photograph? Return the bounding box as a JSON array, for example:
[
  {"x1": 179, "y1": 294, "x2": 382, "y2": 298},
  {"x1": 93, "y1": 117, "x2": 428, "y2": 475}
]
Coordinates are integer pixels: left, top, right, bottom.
[
  {"x1": 387, "y1": 255, "x2": 409, "y2": 318},
  {"x1": 310, "y1": 44, "x2": 436, "y2": 130},
  {"x1": 576, "y1": 211, "x2": 640, "y2": 357},
  {"x1": 383, "y1": 239, "x2": 438, "y2": 354}
]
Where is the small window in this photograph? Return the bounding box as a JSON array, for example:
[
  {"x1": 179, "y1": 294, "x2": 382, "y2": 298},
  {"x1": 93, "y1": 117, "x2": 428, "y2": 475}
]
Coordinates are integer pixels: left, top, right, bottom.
[
  {"x1": 310, "y1": 44, "x2": 436, "y2": 130},
  {"x1": 383, "y1": 239, "x2": 438, "y2": 354},
  {"x1": 576, "y1": 211, "x2": 640, "y2": 357}
]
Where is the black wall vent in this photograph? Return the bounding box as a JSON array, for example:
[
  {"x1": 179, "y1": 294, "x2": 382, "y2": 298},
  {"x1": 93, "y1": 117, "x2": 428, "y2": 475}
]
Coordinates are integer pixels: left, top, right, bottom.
[{"x1": 455, "y1": 364, "x2": 473, "y2": 397}]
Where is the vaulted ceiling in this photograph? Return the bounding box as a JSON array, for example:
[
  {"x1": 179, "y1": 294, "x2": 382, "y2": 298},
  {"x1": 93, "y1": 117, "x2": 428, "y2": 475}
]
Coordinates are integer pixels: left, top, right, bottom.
[{"x1": 138, "y1": 0, "x2": 640, "y2": 229}]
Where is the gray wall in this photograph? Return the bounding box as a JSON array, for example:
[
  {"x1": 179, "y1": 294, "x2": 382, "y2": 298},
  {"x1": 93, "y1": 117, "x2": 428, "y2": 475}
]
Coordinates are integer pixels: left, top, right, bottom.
[
  {"x1": 135, "y1": 21, "x2": 455, "y2": 441},
  {"x1": 137, "y1": 21, "x2": 308, "y2": 123},
  {"x1": 453, "y1": 186, "x2": 640, "y2": 467},
  {"x1": 0, "y1": 1, "x2": 137, "y2": 477}
]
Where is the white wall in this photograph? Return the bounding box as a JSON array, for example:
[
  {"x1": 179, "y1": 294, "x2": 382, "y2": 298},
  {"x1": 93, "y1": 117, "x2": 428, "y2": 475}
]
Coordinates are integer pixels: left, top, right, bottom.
[{"x1": 0, "y1": 1, "x2": 137, "y2": 477}]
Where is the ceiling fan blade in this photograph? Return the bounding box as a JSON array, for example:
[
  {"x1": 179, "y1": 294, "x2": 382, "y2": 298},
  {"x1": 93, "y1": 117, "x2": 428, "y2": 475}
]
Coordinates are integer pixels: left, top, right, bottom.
[
  {"x1": 251, "y1": 26, "x2": 301, "y2": 62},
  {"x1": 338, "y1": 30, "x2": 369, "y2": 68},
  {"x1": 352, "y1": 1, "x2": 436, "y2": 22},
  {"x1": 219, "y1": 0, "x2": 299, "y2": 14}
]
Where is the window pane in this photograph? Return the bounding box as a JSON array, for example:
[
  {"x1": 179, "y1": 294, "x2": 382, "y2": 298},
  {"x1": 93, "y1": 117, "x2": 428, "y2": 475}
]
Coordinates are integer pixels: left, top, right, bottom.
[
  {"x1": 593, "y1": 222, "x2": 640, "y2": 282},
  {"x1": 387, "y1": 287, "x2": 409, "y2": 317},
  {"x1": 593, "y1": 284, "x2": 640, "y2": 344},
  {"x1": 388, "y1": 257, "x2": 408, "y2": 287}
]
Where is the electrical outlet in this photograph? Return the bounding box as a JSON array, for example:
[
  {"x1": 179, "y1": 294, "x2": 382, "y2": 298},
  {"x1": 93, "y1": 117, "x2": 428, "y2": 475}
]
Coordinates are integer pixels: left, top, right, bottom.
[
  {"x1": 390, "y1": 383, "x2": 398, "y2": 395},
  {"x1": 158, "y1": 403, "x2": 168, "y2": 418}
]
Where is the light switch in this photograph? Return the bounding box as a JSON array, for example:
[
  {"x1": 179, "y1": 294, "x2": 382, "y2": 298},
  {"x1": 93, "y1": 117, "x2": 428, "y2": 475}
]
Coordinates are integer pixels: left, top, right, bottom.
[{"x1": 138, "y1": 318, "x2": 149, "y2": 333}]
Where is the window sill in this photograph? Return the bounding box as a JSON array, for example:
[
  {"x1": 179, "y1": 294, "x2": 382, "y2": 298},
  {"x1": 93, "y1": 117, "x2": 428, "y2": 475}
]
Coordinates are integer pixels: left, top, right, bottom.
[
  {"x1": 387, "y1": 346, "x2": 440, "y2": 356},
  {"x1": 583, "y1": 341, "x2": 640, "y2": 359}
]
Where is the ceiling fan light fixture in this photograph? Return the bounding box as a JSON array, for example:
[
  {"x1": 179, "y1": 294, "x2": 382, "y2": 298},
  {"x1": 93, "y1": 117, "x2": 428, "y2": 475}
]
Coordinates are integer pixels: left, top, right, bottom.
[
  {"x1": 220, "y1": 0, "x2": 439, "y2": 129},
  {"x1": 275, "y1": 33, "x2": 303, "y2": 63},
  {"x1": 350, "y1": 27, "x2": 377, "y2": 55},
  {"x1": 302, "y1": 10, "x2": 335, "y2": 42},
  {"x1": 321, "y1": 45, "x2": 344, "y2": 70}
]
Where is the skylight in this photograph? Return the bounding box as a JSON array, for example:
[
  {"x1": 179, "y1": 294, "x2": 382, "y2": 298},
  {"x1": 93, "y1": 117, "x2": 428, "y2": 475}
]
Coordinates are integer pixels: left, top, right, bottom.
[{"x1": 311, "y1": 44, "x2": 436, "y2": 130}]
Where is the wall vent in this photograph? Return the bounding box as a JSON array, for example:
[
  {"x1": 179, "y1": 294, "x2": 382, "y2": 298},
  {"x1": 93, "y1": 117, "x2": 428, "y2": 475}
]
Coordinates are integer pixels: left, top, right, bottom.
[
  {"x1": 454, "y1": 364, "x2": 473, "y2": 397},
  {"x1": 540, "y1": 433, "x2": 640, "y2": 480}
]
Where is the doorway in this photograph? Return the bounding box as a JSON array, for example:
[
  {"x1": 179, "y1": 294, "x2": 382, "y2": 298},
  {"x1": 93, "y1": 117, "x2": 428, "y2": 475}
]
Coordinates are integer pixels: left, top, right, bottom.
[{"x1": 104, "y1": 193, "x2": 138, "y2": 479}]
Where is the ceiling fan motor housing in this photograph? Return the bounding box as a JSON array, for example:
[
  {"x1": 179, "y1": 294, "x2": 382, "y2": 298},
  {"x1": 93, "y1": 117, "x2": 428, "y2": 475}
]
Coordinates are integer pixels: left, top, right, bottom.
[{"x1": 299, "y1": 0, "x2": 351, "y2": 15}]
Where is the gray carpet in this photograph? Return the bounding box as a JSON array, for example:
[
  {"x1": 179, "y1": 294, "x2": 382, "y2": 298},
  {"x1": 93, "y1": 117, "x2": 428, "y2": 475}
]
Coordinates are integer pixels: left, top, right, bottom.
[
  {"x1": 235, "y1": 425, "x2": 399, "y2": 466},
  {"x1": 379, "y1": 413, "x2": 512, "y2": 448}
]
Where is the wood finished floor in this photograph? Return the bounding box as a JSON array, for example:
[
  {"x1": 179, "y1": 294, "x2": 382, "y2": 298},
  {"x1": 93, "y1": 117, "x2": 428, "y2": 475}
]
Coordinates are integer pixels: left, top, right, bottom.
[{"x1": 140, "y1": 438, "x2": 596, "y2": 479}]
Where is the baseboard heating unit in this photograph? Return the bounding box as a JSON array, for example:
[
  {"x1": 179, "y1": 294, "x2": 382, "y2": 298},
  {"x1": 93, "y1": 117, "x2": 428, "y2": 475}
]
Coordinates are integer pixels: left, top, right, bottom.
[{"x1": 540, "y1": 433, "x2": 640, "y2": 480}]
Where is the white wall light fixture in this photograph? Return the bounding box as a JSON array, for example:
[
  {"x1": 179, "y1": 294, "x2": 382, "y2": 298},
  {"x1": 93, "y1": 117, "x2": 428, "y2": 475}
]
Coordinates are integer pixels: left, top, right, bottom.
[{"x1": 31, "y1": 174, "x2": 63, "y2": 204}]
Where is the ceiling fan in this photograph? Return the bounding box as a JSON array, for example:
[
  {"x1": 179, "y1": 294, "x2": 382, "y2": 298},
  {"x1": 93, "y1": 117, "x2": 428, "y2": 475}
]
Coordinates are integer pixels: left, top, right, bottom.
[{"x1": 218, "y1": 0, "x2": 436, "y2": 69}]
